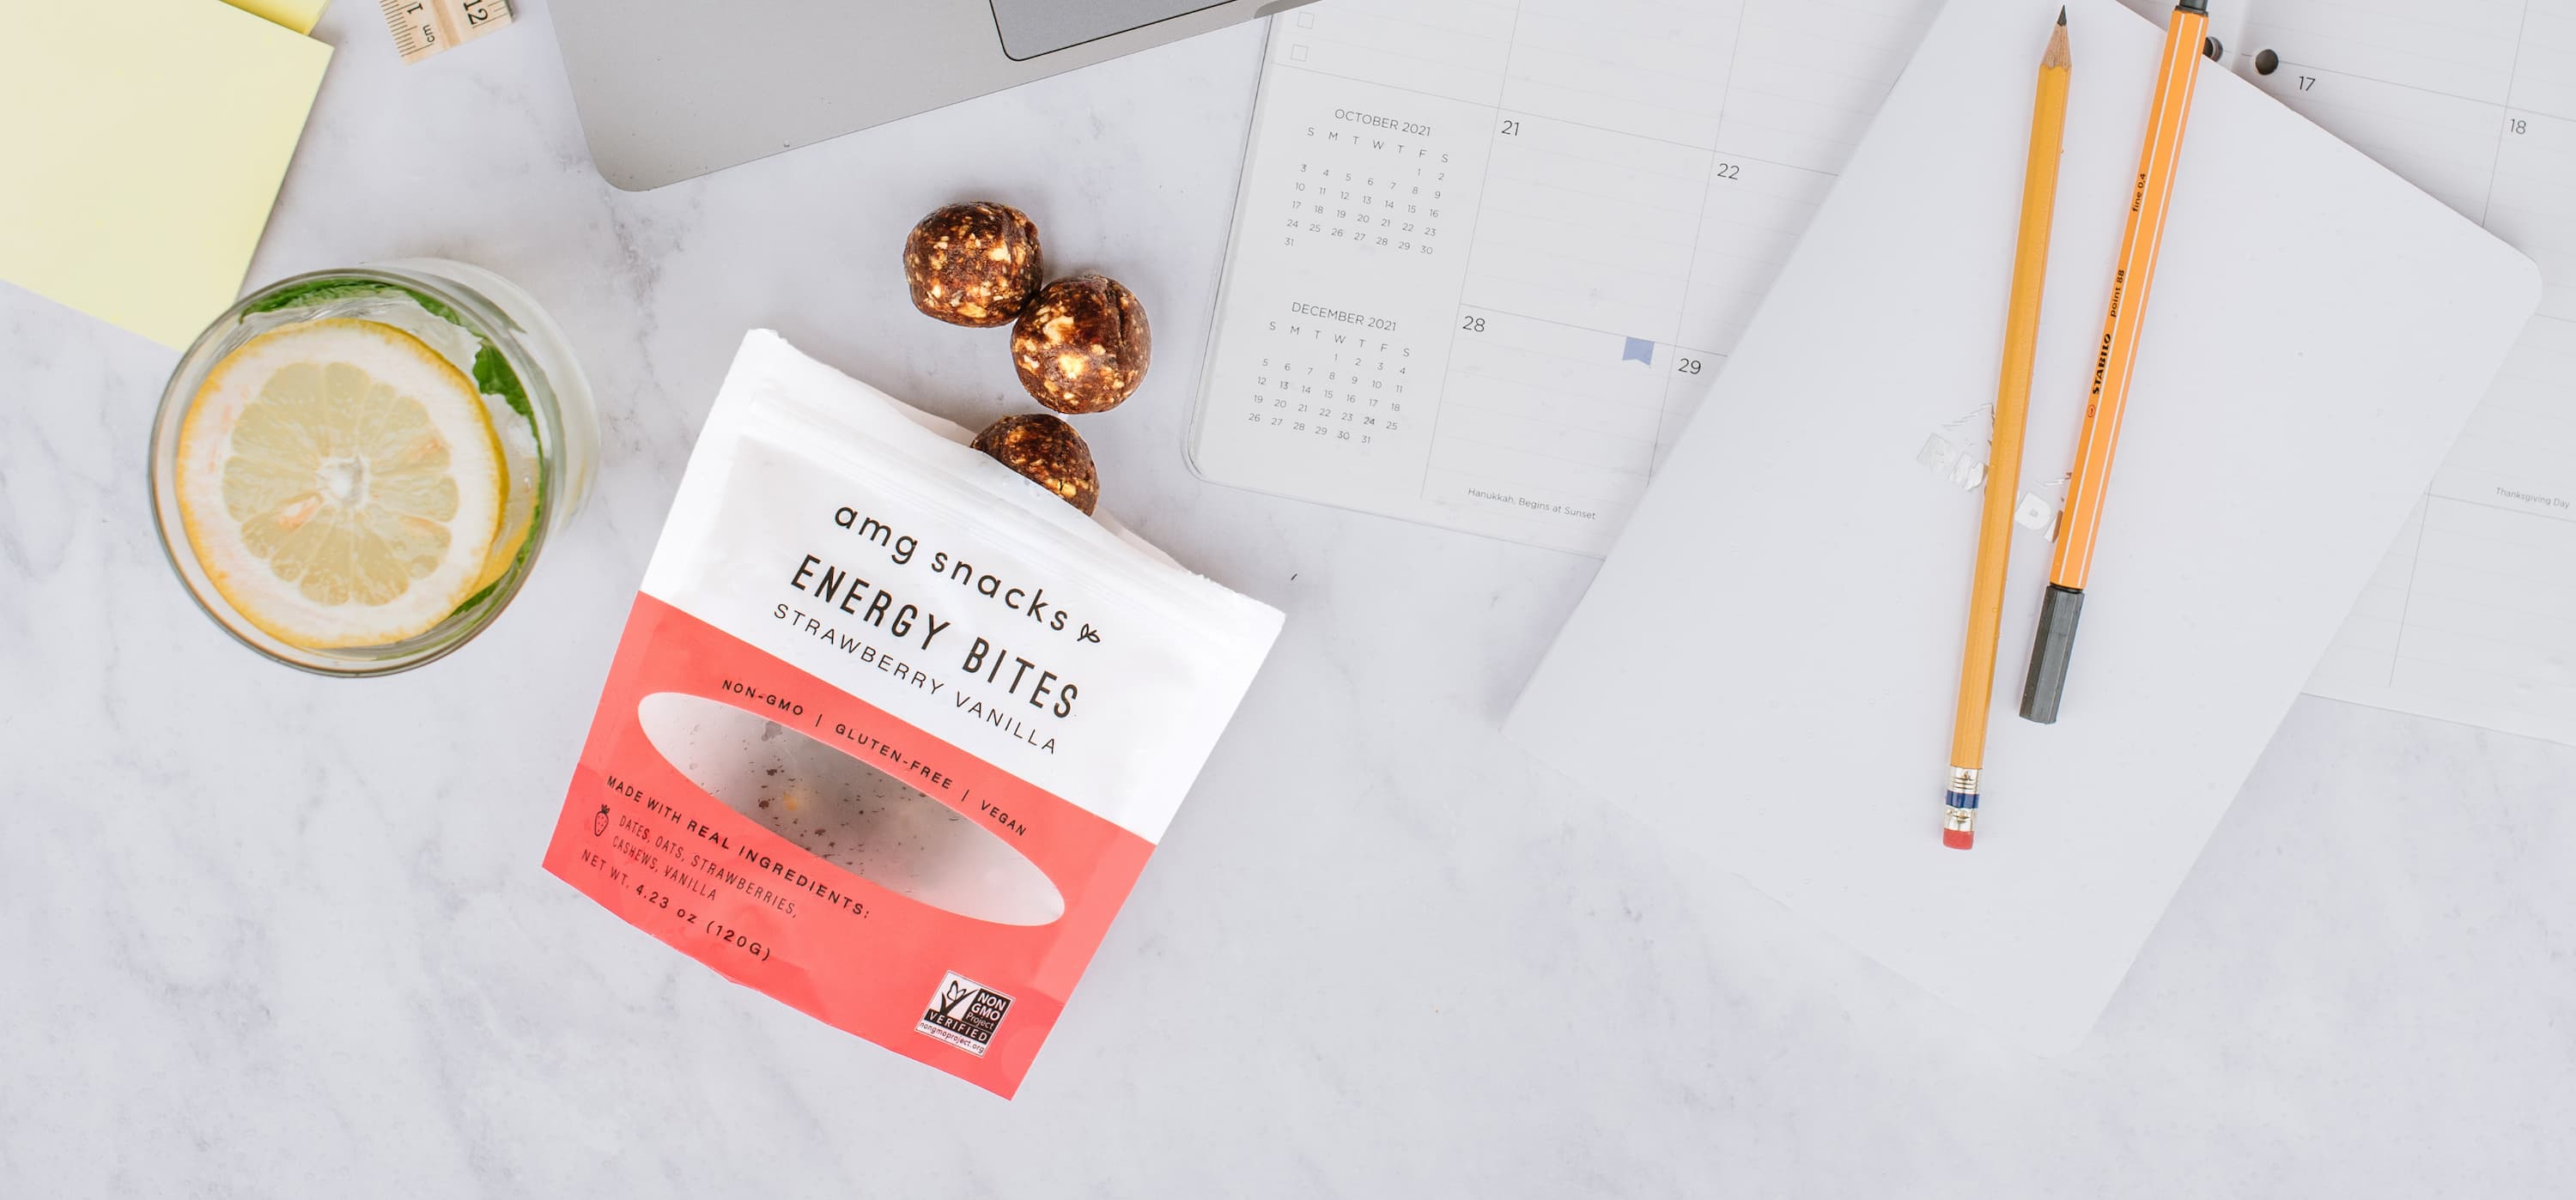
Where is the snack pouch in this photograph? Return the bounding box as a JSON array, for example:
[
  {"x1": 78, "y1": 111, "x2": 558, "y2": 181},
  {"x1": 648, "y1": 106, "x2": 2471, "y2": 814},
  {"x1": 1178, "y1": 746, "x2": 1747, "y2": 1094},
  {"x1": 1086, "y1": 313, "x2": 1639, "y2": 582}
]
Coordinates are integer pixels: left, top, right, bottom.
[{"x1": 543, "y1": 331, "x2": 1281, "y2": 1096}]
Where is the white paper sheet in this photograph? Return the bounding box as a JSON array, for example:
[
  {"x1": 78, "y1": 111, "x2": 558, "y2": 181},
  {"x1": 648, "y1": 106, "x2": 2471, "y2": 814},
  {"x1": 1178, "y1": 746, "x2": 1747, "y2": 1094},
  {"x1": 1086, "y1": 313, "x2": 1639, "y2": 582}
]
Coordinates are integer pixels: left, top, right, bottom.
[
  {"x1": 1506, "y1": 0, "x2": 2538, "y2": 1052},
  {"x1": 2234, "y1": 0, "x2": 2576, "y2": 747}
]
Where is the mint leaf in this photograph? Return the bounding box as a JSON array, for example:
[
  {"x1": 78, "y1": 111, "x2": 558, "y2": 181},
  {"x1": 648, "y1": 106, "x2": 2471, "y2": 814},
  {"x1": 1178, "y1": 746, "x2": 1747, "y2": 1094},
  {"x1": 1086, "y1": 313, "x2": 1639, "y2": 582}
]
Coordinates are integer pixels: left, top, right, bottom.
[
  {"x1": 447, "y1": 580, "x2": 501, "y2": 620},
  {"x1": 246, "y1": 279, "x2": 462, "y2": 325},
  {"x1": 473, "y1": 343, "x2": 533, "y2": 421}
]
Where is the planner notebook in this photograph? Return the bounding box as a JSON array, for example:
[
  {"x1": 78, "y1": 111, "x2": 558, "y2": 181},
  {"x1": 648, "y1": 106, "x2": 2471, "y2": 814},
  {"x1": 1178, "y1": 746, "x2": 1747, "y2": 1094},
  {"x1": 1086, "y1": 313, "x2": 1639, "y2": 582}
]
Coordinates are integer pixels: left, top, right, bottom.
[
  {"x1": 1505, "y1": 0, "x2": 2537, "y2": 1052},
  {"x1": 0, "y1": 0, "x2": 331, "y2": 349}
]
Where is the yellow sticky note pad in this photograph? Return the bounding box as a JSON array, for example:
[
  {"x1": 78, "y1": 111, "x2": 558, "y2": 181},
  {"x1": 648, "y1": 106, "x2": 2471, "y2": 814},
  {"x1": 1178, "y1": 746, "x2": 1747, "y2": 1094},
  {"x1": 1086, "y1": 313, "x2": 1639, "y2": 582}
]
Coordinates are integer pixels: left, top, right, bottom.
[
  {"x1": 222, "y1": 0, "x2": 331, "y2": 36},
  {"x1": 0, "y1": 0, "x2": 331, "y2": 348}
]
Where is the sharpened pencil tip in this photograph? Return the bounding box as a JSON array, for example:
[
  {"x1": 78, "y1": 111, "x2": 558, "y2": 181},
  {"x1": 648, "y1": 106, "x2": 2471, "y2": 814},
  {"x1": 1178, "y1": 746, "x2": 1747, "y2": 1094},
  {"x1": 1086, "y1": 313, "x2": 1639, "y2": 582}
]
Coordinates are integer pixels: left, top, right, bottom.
[{"x1": 2059, "y1": 6, "x2": 2067, "y2": 23}]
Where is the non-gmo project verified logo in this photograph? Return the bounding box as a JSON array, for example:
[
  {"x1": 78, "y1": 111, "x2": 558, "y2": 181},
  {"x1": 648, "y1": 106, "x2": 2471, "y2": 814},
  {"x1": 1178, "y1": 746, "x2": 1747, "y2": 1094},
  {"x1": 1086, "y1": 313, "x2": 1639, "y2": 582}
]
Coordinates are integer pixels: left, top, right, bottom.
[{"x1": 917, "y1": 972, "x2": 1012, "y2": 1057}]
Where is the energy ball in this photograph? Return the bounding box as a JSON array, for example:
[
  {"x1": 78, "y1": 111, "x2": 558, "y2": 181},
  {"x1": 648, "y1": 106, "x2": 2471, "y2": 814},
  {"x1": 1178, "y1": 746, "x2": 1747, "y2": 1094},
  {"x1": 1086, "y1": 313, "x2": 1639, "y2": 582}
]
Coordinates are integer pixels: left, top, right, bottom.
[
  {"x1": 902, "y1": 203, "x2": 1043, "y2": 327},
  {"x1": 1011, "y1": 275, "x2": 1151, "y2": 414},
  {"x1": 972, "y1": 414, "x2": 1100, "y2": 515}
]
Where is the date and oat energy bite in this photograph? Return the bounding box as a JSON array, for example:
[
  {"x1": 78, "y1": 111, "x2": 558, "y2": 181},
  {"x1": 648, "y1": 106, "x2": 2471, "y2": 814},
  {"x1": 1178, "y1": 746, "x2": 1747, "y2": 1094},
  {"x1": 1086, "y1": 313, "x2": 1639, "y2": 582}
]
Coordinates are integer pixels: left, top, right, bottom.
[
  {"x1": 902, "y1": 202, "x2": 1044, "y2": 327},
  {"x1": 1011, "y1": 274, "x2": 1151, "y2": 414},
  {"x1": 972, "y1": 414, "x2": 1099, "y2": 515}
]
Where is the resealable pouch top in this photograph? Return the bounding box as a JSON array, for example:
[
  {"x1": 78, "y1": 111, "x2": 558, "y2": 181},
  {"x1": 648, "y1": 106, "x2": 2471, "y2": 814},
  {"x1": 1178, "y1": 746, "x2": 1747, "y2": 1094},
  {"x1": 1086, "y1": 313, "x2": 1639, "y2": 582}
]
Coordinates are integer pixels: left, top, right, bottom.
[{"x1": 542, "y1": 330, "x2": 1282, "y2": 1097}]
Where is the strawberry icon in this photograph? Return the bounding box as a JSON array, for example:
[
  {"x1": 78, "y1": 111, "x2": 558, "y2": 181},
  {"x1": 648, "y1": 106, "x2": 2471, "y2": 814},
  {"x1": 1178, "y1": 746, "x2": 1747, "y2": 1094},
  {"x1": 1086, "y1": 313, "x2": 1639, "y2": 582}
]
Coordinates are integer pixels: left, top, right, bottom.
[{"x1": 592, "y1": 804, "x2": 610, "y2": 837}]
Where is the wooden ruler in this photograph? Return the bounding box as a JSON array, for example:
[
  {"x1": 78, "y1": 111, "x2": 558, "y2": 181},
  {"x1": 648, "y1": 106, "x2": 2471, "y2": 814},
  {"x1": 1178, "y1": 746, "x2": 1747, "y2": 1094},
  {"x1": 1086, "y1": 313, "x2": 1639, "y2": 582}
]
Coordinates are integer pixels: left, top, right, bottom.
[{"x1": 377, "y1": 0, "x2": 514, "y2": 64}]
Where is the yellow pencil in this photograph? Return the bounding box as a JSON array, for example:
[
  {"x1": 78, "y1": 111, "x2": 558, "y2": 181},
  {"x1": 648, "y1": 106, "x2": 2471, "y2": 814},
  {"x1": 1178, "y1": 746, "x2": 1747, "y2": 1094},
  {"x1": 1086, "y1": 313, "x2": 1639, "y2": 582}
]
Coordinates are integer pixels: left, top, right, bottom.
[{"x1": 1945, "y1": 9, "x2": 2072, "y2": 851}]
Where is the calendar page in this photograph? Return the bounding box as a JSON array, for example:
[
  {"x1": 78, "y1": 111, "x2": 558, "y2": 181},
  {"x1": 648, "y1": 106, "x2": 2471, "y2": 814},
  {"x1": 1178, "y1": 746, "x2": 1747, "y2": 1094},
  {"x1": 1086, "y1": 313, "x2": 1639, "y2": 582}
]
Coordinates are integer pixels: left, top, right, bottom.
[{"x1": 1192, "y1": 0, "x2": 1944, "y2": 555}]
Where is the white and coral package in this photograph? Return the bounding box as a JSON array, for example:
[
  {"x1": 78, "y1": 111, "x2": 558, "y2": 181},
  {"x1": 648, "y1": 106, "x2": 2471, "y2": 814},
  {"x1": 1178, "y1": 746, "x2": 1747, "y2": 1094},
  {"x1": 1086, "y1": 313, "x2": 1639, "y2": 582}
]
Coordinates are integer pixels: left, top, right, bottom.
[{"x1": 543, "y1": 331, "x2": 1281, "y2": 1097}]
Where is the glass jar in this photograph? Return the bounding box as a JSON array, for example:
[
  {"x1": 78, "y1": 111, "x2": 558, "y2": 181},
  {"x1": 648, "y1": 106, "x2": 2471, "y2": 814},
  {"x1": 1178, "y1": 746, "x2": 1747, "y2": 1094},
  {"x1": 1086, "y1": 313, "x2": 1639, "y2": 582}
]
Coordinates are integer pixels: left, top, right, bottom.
[{"x1": 149, "y1": 259, "x2": 598, "y2": 675}]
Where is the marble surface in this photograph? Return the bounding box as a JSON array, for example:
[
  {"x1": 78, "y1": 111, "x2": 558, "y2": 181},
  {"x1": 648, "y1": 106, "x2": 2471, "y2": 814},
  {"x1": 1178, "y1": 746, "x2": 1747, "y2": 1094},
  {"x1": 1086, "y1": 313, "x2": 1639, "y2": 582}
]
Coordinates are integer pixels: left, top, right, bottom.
[{"x1": 3, "y1": 3, "x2": 2573, "y2": 1196}]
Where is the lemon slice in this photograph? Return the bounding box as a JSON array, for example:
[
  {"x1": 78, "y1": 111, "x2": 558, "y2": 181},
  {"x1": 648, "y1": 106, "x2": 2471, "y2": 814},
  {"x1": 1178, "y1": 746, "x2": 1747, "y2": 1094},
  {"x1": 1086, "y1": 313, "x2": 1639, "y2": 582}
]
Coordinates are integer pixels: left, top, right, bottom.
[
  {"x1": 175, "y1": 319, "x2": 507, "y2": 650},
  {"x1": 471, "y1": 411, "x2": 540, "y2": 596}
]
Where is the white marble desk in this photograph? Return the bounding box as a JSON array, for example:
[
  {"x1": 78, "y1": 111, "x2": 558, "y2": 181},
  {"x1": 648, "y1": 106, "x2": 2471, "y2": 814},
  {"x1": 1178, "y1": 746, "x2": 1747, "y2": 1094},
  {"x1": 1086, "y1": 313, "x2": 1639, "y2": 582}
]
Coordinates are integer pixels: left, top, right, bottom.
[{"x1": 3, "y1": 4, "x2": 2571, "y2": 1196}]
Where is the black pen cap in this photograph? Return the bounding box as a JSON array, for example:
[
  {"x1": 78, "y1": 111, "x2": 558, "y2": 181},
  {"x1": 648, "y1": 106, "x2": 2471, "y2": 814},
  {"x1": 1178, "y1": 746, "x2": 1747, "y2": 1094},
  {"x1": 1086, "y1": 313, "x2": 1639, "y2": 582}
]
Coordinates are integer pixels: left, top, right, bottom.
[{"x1": 2020, "y1": 584, "x2": 2087, "y2": 724}]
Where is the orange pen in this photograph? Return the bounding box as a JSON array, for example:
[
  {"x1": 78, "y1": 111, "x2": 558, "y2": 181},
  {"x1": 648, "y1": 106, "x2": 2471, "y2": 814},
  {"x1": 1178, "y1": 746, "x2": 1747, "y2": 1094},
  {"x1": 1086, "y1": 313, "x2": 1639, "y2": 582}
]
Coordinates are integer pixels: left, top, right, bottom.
[{"x1": 2020, "y1": 0, "x2": 2210, "y2": 724}]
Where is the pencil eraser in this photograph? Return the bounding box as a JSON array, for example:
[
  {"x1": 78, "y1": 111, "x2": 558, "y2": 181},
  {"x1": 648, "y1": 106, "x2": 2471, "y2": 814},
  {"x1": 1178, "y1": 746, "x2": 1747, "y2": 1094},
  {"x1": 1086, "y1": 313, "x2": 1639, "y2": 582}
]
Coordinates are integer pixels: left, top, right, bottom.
[{"x1": 1943, "y1": 827, "x2": 1974, "y2": 850}]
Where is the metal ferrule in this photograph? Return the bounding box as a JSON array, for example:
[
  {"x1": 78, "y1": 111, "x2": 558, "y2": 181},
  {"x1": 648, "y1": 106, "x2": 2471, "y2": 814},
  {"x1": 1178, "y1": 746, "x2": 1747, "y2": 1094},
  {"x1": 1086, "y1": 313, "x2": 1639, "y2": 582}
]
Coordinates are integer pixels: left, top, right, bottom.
[
  {"x1": 1947, "y1": 766, "x2": 1980, "y2": 795},
  {"x1": 1943, "y1": 803, "x2": 1978, "y2": 834}
]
